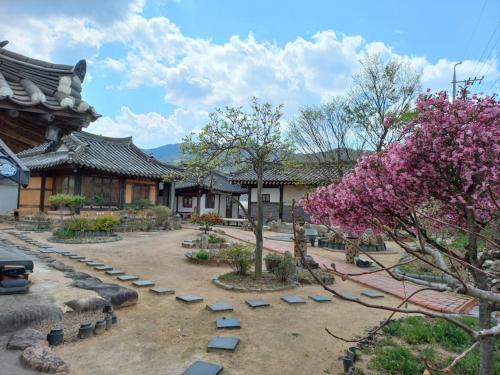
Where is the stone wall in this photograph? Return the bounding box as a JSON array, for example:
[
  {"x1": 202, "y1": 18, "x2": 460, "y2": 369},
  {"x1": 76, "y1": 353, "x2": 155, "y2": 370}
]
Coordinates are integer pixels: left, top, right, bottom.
[{"x1": 249, "y1": 202, "x2": 311, "y2": 223}]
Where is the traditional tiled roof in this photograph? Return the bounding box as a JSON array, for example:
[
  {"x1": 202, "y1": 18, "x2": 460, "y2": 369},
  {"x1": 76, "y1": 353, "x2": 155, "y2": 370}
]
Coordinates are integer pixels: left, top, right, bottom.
[
  {"x1": 18, "y1": 131, "x2": 182, "y2": 179},
  {"x1": 0, "y1": 41, "x2": 99, "y2": 120},
  {"x1": 229, "y1": 164, "x2": 338, "y2": 185},
  {"x1": 176, "y1": 171, "x2": 246, "y2": 194},
  {"x1": 0, "y1": 137, "x2": 29, "y2": 185}
]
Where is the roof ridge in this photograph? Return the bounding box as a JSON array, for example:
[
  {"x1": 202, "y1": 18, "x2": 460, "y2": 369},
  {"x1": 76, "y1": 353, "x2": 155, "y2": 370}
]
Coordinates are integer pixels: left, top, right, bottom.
[
  {"x1": 0, "y1": 46, "x2": 75, "y2": 73},
  {"x1": 76, "y1": 131, "x2": 133, "y2": 144}
]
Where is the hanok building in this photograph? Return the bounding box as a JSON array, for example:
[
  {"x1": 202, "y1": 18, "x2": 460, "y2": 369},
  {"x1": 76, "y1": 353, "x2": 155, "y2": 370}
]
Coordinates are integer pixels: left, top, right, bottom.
[
  {"x1": 230, "y1": 165, "x2": 338, "y2": 222},
  {"x1": 0, "y1": 138, "x2": 29, "y2": 214},
  {"x1": 175, "y1": 172, "x2": 246, "y2": 219},
  {"x1": 17, "y1": 131, "x2": 182, "y2": 215}
]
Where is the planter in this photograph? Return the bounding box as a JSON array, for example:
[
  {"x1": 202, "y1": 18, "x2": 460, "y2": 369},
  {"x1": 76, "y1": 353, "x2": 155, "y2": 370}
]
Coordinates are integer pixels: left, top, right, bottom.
[
  {"x1": 94, "y1": 320, "x2": 106, "y2": 335},
  {"x1": 47, "y1": 329, "x2": 64, "y2": 346},
  {"x1": 343, "y1": 356, "x2": 353, "y2": 374},
  {"x1": 105, "y1": 314, "x2": 113, "y2": 330},
  {"x1": 78, "y1": 323, "x2": 93, "y2": 339}
]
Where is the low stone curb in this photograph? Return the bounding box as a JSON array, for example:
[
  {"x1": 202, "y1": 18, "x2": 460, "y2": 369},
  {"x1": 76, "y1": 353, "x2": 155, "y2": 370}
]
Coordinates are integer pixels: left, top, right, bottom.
[
  {"x1": 48, "y1": 236, "x2": 122, "y2": 244},
  {"x1": 212, "y1": 277, "x2": 298, "y2": 293}
]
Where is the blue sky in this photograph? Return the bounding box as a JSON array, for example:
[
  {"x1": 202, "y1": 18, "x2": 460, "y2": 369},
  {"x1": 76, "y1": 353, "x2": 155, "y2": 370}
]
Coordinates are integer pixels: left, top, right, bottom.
[{"x1": 1, "y1": 0, "x2": 499, "y2": 148}]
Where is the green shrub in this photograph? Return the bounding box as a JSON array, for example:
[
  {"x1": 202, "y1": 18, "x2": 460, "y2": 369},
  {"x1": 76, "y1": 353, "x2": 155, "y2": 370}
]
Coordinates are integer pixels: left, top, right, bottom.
[
  {"x1": 49, "y1": 194, "x2": 85, "y2": 212},
  {"x1": 64, "y1": 217, "x2": 90, "y2": 232},
  {"x1": 273, "y1": 251, "x2": 296, "y2": 283},
  {"x1": 91, "y1": 215, "x2": 120, "y2": 233},
  {"x1": 208, "y1": 234, "x2": 225, "y2": 244},
  {"x1": 153, "y1": 205, "x2": 172, "y2": 227},
  {"x1": 221, "y1": 244, "x2": 253, "y2": 275},
  {"x1": 190, "y1": 213, "x2": 223, "y2": 233},
  {"x1": 264, "y1": 253, "x2": 282, "y2": 272},
  {"x1": 296, "y1": 269, "x2": 334, "y2": 285},
  {"x1": 195, "y1": 250, "x2": 210, "y2": 260}
]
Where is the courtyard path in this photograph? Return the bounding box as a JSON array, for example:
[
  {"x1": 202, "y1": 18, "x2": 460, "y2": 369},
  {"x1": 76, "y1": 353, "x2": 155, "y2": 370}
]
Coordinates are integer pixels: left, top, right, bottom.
[{"x1": 217, "y1": 226, "x2": 476, "y2": 314}]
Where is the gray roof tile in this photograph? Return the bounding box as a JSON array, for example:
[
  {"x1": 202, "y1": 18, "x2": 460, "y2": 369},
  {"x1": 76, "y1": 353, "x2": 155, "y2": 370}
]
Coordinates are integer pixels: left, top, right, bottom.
[{"x1": 230, "y1": 165, "x2": 338, "y2": 185}]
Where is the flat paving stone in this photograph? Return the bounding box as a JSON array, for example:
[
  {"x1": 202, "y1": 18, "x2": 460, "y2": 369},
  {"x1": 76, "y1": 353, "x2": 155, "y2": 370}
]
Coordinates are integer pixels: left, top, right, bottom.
[
  {"x1": 106, "y1": 269, "x2": 125, "y2": 276},
  {"x1": 337, "y1": 292, "x2": 359, "y2": 301},
  {"x1": 62, "y1": 253, "x2": 78, "y2": 257},
  {"x1": 176, "y1": 295, "x2": 203, "y2": 304},
  {"x1": 95, "y1": 265, "x2": 113, "y2": 271},
  {"x1": 117, "y1": 275, "x2": 139, "y2": 281},
  {"x1": 86, "y1": 262, "x2": 104, "y2": 267},
  {"x1": 182, "y1": 361, "x2": 223, "y2": 375},
  {"x1": 40, "y1": 250, "x2": 56, "y2": 254},
  {"x1": 78, "y1": 259, "x2": 90, "y2": 263},
  {"x1": 245, "y1": 299, "x2": 270, "y2": 308},
  {"x1": 207, "y1": 336, "x2": 240, "y2": 352},
  {"x1": 150, "y1": 287, "x2": 174, "y2": 295},
  {"x1": 58, "y1": 251, "x2": 71, "y2": 255},
  {"x1": 207, "y1": 302, "x2": 233, "y2": 312},
  {"x1": 38, "y1": 245, "x2": 52, "y2": 249},
  {"x1": 215, "y1": 317, "x2": 241, "y2": 329},
  {"x1": 132, "y1": 280, "x2": 155, "y2": 287},
  {"x1": 281, "y1": 295, "x2": 306, "y2": 304},
  {"x1": 69, "y1": 255, "x2": 86, "y2": 260},
  {"x1": 361, "y1": 290, "x2": 385, "y2": 299},
  {"x1": 308, "y1": 295, "x2": 332, "y2": 303}
]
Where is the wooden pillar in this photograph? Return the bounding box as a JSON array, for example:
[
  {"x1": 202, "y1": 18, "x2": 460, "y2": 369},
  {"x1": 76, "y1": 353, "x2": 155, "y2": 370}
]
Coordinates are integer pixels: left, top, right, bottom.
[
  {"x1": 74, "y1": 171, "x2": 82, "y2": 214},
  {"x1": 196, "y1": 194, "x2": 201, "y2": 215},
  {"x1": 39, "y1": 174, "x2": 46, "y2": 211},
  {"x1": 247, "y1": 186, "x2": 252, "y2": 219},
  {"x1": 217, "y1": 193, "x2": 221, "y2": 216},
  {"x1": 278, "y1": 184, "x2": 284, "y2": 221},
  {"x1": 119, "y1": 177, "x2": 125, "y2": 208}
]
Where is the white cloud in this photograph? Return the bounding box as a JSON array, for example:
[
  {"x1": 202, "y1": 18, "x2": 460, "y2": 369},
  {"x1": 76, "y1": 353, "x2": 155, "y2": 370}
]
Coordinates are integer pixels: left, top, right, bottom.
[
  {"x1": 1, "y1": 1, "x2": 498, "y2": 149},
  {"x1": 87, "y1": 106, "x2": 207, "y2": 148}
]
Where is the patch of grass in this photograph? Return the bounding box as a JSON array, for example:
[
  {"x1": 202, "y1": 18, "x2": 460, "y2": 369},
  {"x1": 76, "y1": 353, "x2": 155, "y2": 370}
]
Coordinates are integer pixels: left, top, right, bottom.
[
  {"x1": 371, "y1": 343, "x2": 423, "y2": 375},
  {"x1": 449, "y1": 232, "x2": 484, "y2": 252}
]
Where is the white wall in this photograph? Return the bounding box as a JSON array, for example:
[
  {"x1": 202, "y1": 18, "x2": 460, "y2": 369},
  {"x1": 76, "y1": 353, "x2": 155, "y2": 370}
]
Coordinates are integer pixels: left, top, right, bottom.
[
  {"x1": 250, "y1": 187, "x2": 280, "y2": 203},
  {"x1": 0, "y1": 179, "x2": 18, "y2": 215},
  {"x1": 199, "y1": 193, "x2": 221, "y2": 215},
  {"x1": 176, "y1": 195, "x2": 195, "y2": 213}
]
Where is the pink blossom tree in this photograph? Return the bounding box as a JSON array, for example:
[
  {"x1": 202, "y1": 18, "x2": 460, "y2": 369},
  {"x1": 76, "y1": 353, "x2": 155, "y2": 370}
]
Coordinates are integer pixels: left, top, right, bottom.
[{"x1": 302, "y1": 91, "x2": 500, "y2": 374}]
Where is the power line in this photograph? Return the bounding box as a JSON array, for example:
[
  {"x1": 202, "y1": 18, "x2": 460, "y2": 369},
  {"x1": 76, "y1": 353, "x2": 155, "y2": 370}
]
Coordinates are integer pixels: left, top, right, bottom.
[
  {"x1": 463, "y1": 0, "x2": 488, "y2": 59},
  {"x1": 471, "y1": 21, "x2": 500, "y2": 77}
]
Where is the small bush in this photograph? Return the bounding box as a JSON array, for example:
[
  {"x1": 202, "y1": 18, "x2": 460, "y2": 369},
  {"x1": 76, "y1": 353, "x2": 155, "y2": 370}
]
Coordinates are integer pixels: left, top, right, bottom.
[
  {"x1": 221, "y1": 244, "x2": 253, "y2": 275},
  {"x1": 264, "y1": 253, "x2": 283, "y2": 272},
  {"x1": 91, "y1": 215, "x2": 120, "y2": 233},
  {"x1": 208, "y1": 234, "x2": 225, "y2": 244},
  {"x1": 49, "y1": 194, "x2": 85, "y2": 212},
  {"x1": 297, "y1": 269, "x2": 334, "y2": 285},
  {"x1": 273, "y1": 251, "x2": 296, "y2": 283},
  {"x1": 190, "y1": 213, "x2": 223, "y2": 233},
  {"x1": 134, "y1": 198, "x2": 152, "y2": 210},
  {"x1": 195, "y1": 250, "x2": 209, "y2": 260},
  {"x1": 64, "y1": 217, "x2": 90, "y2": 232},
  {"x1": 153, "y1": 205, "x2": 172, "y2": 227}
]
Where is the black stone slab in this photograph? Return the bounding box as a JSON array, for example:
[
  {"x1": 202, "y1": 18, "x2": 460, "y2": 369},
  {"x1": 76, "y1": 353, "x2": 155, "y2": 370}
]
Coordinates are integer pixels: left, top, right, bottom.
[
  {"x1": 86, "y1": 262, "x2": 104, "y2": 267},
  {"x1": 308, "y1": 295, "x2": 332, "y2": 303},
  {"x1": 207, "y1": 336, "x2": 240, "y2": 352},
  {"x1": 245, "y1": 299, "x2": 270, "y2": 308},
  {"x1": 176, "y1": 295, "x2": 203, "y2": 304},
  {"x1": 280, "y1": 295, "x2": 306, "y2": 304},
  {"x1": 207, "y1": 302, "x2": 233, "y2": 312},
  {"x1": 69, "y1": 255, "x2": 86, "y2": 260},
  {"x1": 182, "y1": 361, "x2": 223, "y2": 375},
  {"x1": 95, "y1": 265, "x2": 113, "y2": 271},
  {"x1": 150, "y1": 287, "x2": 174, "y2": 295},
  {"x1": 78, "y1": 259, "x2": 90, "y2": 263},
  {"x1": 216, "y1": 317, "x2": 241, "y2": 329},
  {"x1": 337, "y1": 292, "x2": 359, "y2": 301},
  {"x1": 40, "y1": 250, "x2": 56, "y2": 254},
  {"x1": 132, "y1": 280, "x2": 155, "y2": 287},
  {"x1": 63, "y1": 253, "x2": 78, "y2": 257},
  {"x1": 117, "y1": 275, "x2": 139, "y2": 281},
  {"x1": 361, "y1": 290, "x2": 385, "y2": 299},
  {"x1": 106, "y1": 269, "x2": 125, "y2": 276}
]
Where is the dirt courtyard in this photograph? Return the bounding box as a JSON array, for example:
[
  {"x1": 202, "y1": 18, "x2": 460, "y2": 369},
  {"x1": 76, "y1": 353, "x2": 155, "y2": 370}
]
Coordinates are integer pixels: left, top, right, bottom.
[{"x1": 21, "y1": 228, "x2": 415, "y2": 375}]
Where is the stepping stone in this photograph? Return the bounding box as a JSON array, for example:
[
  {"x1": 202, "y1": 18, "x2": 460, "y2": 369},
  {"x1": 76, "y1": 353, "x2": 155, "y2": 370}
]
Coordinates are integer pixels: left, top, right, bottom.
[
  {"x1": 150, "y1": 287, "x2": 174, "y2": 295},
  {"x1": 86, "y1": 262, "x2": 104, "y2": 267},
  {"x1": 78, "y1": 259, "x2": 90, "y2": 263},
  {"x1": 62, "y1": 253, "x2": 78, "y2": 257},
  {"x1": 216, "y1": 317, "x2": 241, "y2": 329},
  {"x1": 95, "y1": 265, "x2": 113, "y2": 271},
  {"x1": 132, "y1": 280, "x2": 155, "y2": 287},
  {"x1": 182, "y1": 361, "x2": 223, "y2": 375},
  {"x1": 117, "y1": 275, "x2": 139, "y2": 281},
  {"x1": 308, "y1": 295, "x2": 332, "y2": 303},
  {"x1": 106, "y1": 269, "x2": 125, "y2": 276},
  {"x1": 207, "y1": 336, "x2": 240, "y2": 352},
  {"x1": 337, "y1": 292, "x2": 359, "y2": 301},
  {"x1": 207, "y1": 302, "x2": 233, "y2": 312},
  {"x1": 361, "y1": 290, "x2": 385, "y2": 299},
  {"x1": 40, "y1": 250, "x2": 56, "y2": 254},
  {"x1": 38, "y1": 245, "x2": 52, "y2": 249},
  {"x1": 69, "y1": 255, "x2": 85, "y2": 260},
  {"x1": 176, "y1": 295, "x2": 203, "y2": 304},
  {"x1": 245, "y1": 299, "x2": 270, "y2": 309},
  {"x1": 281, "y1": 295, "x2": 306, "y2": 304},
  {"x1": 58, "y1": 251, "x2": 71, "y2": 255}
]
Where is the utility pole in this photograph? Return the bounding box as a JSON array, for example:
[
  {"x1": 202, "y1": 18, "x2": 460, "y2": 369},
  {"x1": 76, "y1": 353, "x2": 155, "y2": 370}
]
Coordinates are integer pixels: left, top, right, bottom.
[{"x1": 452, "y1": 61, "x2": 484, "y2": 102}]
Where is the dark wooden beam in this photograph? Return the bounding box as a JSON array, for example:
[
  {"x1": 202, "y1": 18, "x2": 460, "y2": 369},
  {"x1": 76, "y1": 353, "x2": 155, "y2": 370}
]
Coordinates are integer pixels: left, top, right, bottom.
[{"x1": 279, "y1": 184, "x2": 284, "y2": 221}]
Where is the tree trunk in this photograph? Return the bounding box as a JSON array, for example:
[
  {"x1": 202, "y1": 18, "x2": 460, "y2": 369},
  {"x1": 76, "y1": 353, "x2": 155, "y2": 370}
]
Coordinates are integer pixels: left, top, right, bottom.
[
  {"x1": 254, "y1": 168, "x2": 264, "y2": 278},
  {"x1": 479, "y1": 299, "x2": 493, "y2": 375}
]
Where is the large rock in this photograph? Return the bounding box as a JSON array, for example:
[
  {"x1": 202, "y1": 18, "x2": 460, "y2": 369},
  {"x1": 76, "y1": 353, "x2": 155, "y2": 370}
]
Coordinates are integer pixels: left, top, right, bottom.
[
  {"x1": 0, "y1": 304, "x2": 63, "y2": 334},
  {"x1": 21, "y1": 345, "x2": 70, "y2": 374},
  {"x1": 64, "y1": 271, "x2": 98, "y2": 281},
  {"x1": 71, "y1": 277, "x2": 103, "y2": 289},
  {"x1": 48, "y1": 261, "x2": 74, "y2": 272},
  {"x1": 65, "y1": 297, "x2": 111, "y2": 312},
  {"x1": 92, "y1": 284, "x2": 138, "y2": 308},
  {"x1": 7, "y1": 328, "x2": 45, "y2": 350}
]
